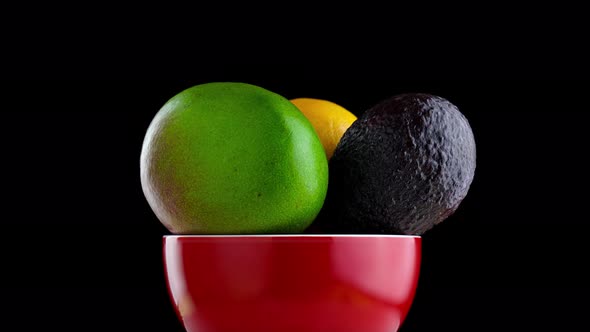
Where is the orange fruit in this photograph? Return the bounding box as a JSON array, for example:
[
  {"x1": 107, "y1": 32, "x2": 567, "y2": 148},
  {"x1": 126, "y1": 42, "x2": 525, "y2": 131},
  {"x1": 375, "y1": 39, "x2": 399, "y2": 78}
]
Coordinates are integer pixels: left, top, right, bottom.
[{"x1": 290, "y1": 98, "x2": 357, "y2": 159}]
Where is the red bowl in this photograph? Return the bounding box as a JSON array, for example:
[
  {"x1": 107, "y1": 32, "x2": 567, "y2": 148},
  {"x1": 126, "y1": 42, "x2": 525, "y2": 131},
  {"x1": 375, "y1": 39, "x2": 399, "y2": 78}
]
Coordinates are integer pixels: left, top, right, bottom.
[{"x1": 163, "y1": 235, "x2": 421, "y2": 332}]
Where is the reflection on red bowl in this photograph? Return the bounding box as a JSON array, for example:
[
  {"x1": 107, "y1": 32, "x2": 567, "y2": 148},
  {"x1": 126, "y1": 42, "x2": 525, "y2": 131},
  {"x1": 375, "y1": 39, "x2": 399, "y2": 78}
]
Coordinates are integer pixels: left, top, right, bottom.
[{"x1": 163, "y1": 235, "x2": 421, "y2": 332}]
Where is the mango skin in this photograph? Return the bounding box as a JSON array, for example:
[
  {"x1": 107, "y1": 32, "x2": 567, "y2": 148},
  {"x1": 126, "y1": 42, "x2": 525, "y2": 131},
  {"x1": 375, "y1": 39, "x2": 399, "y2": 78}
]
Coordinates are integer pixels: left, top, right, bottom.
[{"x1": 140, "y1": 83, "x2": 328, "y2": 234}]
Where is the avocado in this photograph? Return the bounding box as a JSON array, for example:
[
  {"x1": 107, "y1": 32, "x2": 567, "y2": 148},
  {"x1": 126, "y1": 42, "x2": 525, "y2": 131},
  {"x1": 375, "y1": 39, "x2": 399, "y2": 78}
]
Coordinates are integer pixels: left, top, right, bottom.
[{"x1": 316, "y1": 93, "x2": 476, "y2": 235}]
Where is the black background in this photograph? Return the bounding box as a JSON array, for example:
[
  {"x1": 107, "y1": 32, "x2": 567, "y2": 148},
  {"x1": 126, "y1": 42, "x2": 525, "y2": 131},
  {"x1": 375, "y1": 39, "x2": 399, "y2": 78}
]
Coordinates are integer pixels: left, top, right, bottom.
[{"x1": 2, "y1": 74, "x2": 588, "y2": 331}]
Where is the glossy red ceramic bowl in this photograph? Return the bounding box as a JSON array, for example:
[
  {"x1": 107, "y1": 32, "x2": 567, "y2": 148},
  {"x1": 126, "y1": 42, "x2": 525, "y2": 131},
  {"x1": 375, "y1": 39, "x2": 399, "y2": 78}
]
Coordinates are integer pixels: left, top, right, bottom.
[{"x1": 163, "y1": 235, "x2": 421, "y2": 332}]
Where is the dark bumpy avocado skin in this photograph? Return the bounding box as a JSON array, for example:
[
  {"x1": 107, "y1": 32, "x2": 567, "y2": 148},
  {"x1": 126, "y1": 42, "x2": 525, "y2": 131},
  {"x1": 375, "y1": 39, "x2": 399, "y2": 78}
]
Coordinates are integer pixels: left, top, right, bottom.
[{"x1": 317, "y1": 94, "x2": 476, "y2": 235}]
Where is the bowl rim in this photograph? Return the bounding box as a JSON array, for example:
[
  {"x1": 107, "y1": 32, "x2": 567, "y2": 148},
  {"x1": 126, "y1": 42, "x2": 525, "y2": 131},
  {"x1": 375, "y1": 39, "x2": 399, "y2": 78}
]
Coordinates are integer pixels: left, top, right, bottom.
[{"x1": 164, "y1": 234, "x2": 420, "y2": 238}]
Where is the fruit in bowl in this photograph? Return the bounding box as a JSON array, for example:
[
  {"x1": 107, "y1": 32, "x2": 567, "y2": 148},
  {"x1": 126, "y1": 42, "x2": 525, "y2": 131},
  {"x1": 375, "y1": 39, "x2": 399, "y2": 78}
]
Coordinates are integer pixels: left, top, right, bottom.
[
  {"x1": 317, "y1": 93, "x2": 476, "y2": 235},
  {"x1": 290, "y1": 97, "x2": 357, "y2": 160},
  {"x1": 140, "y1": 83, "x2": 328, "y2": 234},
  {"x1": 140, "y1": 82, "x2": 476, "y2": 332}
]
